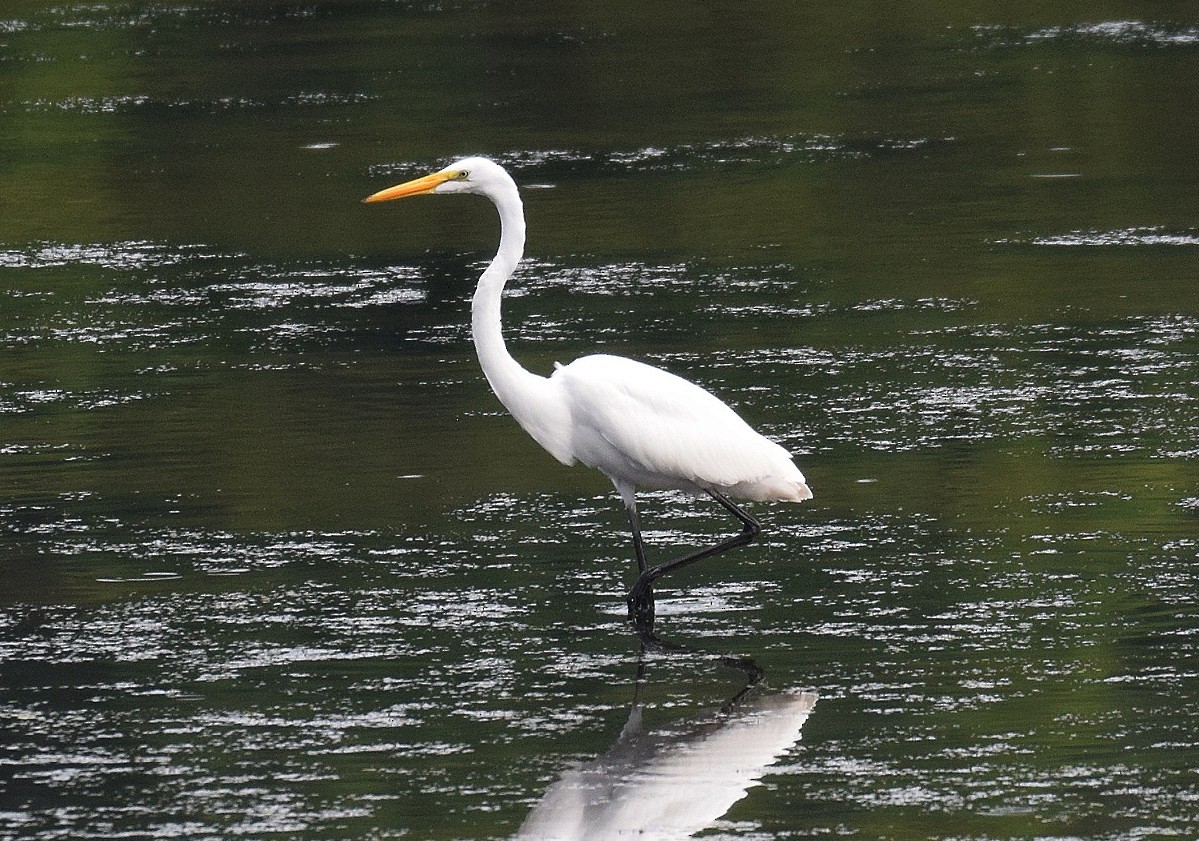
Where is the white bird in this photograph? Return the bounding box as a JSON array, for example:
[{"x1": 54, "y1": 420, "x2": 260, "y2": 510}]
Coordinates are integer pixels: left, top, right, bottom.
[{"x1": 364, "y1": 157, "x2": 812, "y2": 628}]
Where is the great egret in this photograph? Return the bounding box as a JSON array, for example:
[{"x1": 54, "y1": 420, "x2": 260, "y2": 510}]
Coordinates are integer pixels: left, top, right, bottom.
[{"x1": 364, "y1": 157, "x2": 811, "y2": 628}]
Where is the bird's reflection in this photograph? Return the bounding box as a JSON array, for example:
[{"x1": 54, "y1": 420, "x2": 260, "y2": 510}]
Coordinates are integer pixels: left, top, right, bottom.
[{"x1": 513, "y1": 650, "x2": 817, "y2": 840}]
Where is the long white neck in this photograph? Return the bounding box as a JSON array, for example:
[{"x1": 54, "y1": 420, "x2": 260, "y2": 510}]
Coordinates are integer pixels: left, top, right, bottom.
[
  {"x1": 471, "y1": 179, "x2": 526, "y2": 378},
  {"x1": 470, "y1": 179, "x2": 575, "y2": 466}
]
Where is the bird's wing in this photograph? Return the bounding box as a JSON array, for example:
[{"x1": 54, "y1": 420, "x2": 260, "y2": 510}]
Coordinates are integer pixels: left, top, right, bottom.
[{"x1": 553, "y1": 354, "x2": 801, "y2": 495}]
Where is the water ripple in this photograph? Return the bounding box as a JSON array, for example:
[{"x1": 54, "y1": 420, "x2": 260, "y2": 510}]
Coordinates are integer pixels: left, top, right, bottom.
[
  {"x1": 0, "y1": 241, "x2": 219, "y2": 271},
  {"x1": 979, "y1": 19, "x2": 1199, "y2": 48},
  {"x1": 797, "y1": 316, "x2": 1199, "y2": 458},
  {"x1": 14, "y1": 92, "x2": 377, "y2": 115},
  {"x1": 999, "y1": 227, "x2": 1199, "y2": 247},
  {"x1": 369, "y1": 132, "x2": 952, "y2": 182},
  {"x1": 1, "y1": 241, "x2": 426, "y2": 359}
]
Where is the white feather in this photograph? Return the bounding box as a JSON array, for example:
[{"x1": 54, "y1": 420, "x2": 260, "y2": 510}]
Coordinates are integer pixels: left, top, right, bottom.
[{"x1": 552, "y1": 354, "x2": 810, "y2": 501}]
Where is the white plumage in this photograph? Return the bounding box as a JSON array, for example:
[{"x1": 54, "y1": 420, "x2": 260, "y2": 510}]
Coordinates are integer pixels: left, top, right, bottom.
[
  {"x1": 552, "y1": 354, "x2": 810, "y2": 504},
  {"x1": 364, "y1": 157, "x2": 811, "y2": 626}
]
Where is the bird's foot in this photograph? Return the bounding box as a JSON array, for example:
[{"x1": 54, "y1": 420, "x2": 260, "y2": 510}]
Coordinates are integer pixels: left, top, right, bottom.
[{"x1": 626, "y1": 576, "x2": 656, "y2": 632}]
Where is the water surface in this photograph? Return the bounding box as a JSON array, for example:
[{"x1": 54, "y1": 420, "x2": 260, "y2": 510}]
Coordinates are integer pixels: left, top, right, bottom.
[{"x1": 2, "y1": 2, "x2": 1198, "y2": 839}]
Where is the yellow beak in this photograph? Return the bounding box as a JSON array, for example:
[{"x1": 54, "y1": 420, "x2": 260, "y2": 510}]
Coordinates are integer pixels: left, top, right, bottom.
[{"x1": 362, "y1": 169, "x2": 456, "y2": 204}]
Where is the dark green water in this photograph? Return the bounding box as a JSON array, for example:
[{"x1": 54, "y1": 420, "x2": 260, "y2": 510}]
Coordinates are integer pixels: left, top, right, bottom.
[{"x1": 3, "y1": 2, "x2": 1198, "y2": 839}]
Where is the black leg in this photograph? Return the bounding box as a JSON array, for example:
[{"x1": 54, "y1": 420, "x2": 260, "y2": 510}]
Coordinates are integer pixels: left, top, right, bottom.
[
  {"x1": 626, "y1": 490, "x2": 761, "y2": 630},
  {"x1": 625, "y1": 502, "x2": 656, "y2": 629},
  {"x1": 625, "y1": 503, "x2": 649, "y2": 575}
]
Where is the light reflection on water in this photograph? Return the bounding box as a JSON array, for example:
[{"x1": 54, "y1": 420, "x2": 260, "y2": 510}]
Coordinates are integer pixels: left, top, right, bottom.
[
  {"x1": 975, "y1": 20, "x2": 1199, "y2": 47},
  {"x1": 368, "y1": 133, "x2": 924, "y2": 181}
]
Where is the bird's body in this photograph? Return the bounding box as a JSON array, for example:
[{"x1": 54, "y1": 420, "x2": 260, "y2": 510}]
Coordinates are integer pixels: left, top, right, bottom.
[
  {"x1": 365, "y1": 157, "x2": 811, "y2": 628},
  {"x1": 546, "y1": 353, "x2": 811, "y2": 505}
]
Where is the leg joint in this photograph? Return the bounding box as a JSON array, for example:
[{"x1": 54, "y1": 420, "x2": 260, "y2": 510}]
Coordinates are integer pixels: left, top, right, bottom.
[{"x1": 741, "y1": 517, "x2": 761, "y2": 540}]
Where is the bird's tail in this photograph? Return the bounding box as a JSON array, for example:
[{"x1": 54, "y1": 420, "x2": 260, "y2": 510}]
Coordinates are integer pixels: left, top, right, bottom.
[
  {"x1": 730, "y1": 477, "x2": 813, "y2": 503},
  {"x1": 782, "y1": 480, "x2": 814, "y2": 502}
]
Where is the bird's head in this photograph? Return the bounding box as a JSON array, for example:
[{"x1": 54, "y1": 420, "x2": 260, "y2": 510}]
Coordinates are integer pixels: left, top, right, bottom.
[{"x1": 363, "y1": 156, "x2": 513, "y2": 204}]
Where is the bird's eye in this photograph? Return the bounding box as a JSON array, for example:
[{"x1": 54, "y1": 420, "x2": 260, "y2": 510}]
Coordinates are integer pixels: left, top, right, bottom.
[{"x1": 456, "y1": 170, "x2": 470, "y2": 180}]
